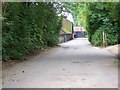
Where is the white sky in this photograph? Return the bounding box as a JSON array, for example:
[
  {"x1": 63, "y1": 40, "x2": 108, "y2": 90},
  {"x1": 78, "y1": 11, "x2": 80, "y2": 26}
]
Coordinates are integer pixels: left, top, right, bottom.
[
  {"x1": 66, "y1": 13, "x2": 74, "y2": 23},
  {"x1": 60, "y1": 11, "x2": 74, "y2": 23}
]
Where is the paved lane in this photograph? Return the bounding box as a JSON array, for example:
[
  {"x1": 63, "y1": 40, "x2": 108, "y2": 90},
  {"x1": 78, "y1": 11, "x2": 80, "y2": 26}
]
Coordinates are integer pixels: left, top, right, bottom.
[{"x1": 2, "y1": 38, "x2": 118, "y2": 88}]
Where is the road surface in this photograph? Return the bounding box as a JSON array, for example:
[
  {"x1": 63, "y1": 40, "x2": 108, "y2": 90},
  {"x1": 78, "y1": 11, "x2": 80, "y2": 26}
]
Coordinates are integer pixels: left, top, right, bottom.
[{"x1": 2, "y1": 38, "x2": 118, "y2": 88}]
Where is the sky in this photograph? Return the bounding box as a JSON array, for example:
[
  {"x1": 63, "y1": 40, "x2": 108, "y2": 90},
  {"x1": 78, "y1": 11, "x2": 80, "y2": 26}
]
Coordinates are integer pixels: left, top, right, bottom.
[
  {"x1": 60, "y1": 11, "x2": 74, "y2": 23},
  {"x1": 66, "y1": 13, "x2": 74, "y2": 23}
]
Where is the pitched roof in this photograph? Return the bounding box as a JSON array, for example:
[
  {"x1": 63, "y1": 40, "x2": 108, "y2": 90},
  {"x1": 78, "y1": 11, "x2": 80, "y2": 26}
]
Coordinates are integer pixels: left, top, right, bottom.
[{"x1": 62, "y1": 19, "x2": 72, "y2": 34}]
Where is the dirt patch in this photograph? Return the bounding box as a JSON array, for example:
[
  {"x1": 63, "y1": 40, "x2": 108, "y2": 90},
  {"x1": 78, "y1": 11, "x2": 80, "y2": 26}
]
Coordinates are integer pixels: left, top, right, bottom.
[{"x1": 2, "y1": 60, "x2": 24, "y2": 70}]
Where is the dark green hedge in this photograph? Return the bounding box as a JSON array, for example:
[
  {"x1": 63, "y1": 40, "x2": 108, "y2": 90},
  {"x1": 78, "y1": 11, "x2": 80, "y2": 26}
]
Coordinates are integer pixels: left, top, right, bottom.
[
  {"x1": 85, "y1": 2, "x2": 119, "y2": 46},
  {"x1": 2, "y1": 2, "x2": 62, "y2": 60}
]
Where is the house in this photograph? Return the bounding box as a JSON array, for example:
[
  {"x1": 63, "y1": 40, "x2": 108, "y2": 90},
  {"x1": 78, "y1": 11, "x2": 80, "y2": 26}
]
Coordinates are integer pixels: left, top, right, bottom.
[
  {"x1": 73, "y1": 26, "x2": 86, "y2": 38},
  {"x1": 59, "y1": 19, "x2": 73, "y2": 43}
]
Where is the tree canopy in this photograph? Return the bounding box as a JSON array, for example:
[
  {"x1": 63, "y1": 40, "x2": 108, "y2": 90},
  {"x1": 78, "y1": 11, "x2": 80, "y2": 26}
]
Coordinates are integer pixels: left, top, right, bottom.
[{"x1": 64, "y1": 2, "x2": 120, "y2": 46}]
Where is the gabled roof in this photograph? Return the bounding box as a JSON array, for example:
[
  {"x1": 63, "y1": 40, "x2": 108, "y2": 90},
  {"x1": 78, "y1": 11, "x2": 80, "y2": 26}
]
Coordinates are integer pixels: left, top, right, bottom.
[
  {"x1": 60, "y1": 30, "x2": 66, "y2": 35},
  {"x1": 62, "y1": 19, "x2": 72, "y2": 34},
  {"x1": 60, "y1": 29, "x2": 71, "y2": 35}
]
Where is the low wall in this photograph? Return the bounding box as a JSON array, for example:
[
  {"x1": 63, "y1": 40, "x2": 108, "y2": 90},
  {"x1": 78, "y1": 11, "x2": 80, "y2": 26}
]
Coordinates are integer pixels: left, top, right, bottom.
[{"x1": 59, "y1": 34, "x2": 72, "y2": 43}]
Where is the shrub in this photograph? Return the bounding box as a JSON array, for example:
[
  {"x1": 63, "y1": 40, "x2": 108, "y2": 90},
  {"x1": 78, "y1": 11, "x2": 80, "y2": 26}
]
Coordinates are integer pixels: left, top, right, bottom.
[
  {"x1": 85, "y1": 2, "x2": 119, "y2": 46},
  {"x1": 92, "y1": 25, "x2": 118, "y2": 46},
  {"x1": 2, "y1": 2, "x2": 62, "y2": 60}
]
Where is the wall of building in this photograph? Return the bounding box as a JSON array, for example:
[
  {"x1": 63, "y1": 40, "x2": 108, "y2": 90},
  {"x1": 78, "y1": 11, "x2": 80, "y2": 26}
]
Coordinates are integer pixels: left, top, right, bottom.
[{"x1": 59, "y1": 34, "x2": 72, "y2": 43}]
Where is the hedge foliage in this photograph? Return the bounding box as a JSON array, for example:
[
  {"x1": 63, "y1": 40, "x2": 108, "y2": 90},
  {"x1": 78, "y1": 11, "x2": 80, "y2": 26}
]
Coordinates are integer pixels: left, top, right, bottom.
[
  {"x1": 64, "y1": 2, "x2": 119, "y2": 46},
  {"x1": 2, "y1": 2, "x2": 62, "y2": 60},
  {"x1": 85, "y1": 2, "x2": 119, "y2": 46}
]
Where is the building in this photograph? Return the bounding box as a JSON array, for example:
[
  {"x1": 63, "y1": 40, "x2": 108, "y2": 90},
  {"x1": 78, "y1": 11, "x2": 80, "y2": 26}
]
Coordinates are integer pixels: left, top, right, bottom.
[
  {"x1": 59, "y1": 19, "x2": 73, "y2": 43},
  {"x1": 73, "y1": 26, "x2": 86, "y2": 38}
]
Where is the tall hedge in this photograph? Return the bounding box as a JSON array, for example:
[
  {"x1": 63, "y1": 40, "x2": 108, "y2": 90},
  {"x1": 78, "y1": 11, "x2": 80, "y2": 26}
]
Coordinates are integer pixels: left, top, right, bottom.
[
  {"x1": 2, "y1": 2, "x2": 62, "y2": 60},
  {"x1": 85, "y1": 2, "x2": 119, "y2": 46}
]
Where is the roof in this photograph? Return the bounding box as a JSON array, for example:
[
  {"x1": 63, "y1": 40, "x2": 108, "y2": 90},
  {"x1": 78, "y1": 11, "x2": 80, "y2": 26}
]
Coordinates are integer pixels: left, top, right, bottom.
[
  {"x1": 60, "y1": 30, "x2": 65, "y2": 35},
  {"x1": 61, "y1": 19, "x2": 72, "y2": 34}
]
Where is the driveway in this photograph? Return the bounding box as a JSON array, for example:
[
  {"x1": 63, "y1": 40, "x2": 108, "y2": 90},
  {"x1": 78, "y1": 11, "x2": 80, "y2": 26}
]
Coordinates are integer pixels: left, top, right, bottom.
[{"x1": 2, "y1": 38, "x2": 118, "y2": 88}]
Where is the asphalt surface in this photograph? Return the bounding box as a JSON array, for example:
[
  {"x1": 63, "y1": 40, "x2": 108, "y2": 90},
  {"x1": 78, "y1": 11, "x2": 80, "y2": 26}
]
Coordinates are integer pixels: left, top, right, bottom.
[{"x1": 2, "y1": 38, "x2": 118, "y2": 88}]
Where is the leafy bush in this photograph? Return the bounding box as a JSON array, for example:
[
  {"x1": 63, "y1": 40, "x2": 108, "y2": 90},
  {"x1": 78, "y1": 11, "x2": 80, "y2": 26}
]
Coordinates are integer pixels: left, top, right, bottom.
[
  {"x1": 2, "y1": 2, "x2": 62, "y2": 60},
  {"x1": 92, "y1": 25, "x2": 118, "y2": 46},
  {"x1": 92, "y1": 30, "x2": 102, "y2": 46},
  {"x1": 85, "y1": 2, "x2": 119, "y2": 46}
]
